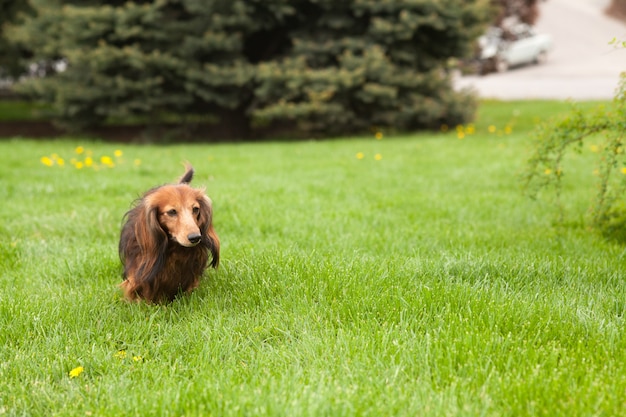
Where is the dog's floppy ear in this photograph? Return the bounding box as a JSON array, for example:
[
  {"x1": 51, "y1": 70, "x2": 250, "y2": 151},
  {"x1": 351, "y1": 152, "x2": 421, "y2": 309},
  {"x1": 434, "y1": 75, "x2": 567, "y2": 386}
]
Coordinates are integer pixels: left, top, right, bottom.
[
  {"x1": 119, "y1": 193, "x2": 170, "y2": 300},
  {"x1": 134, "y1": 197, "x2": 169, "y2": 282},
  {"x1": 206, "y1": 224, "x2": 220, "y2": 268},
  {"x1": 142, "y1": 204, "x2": 168, "y2": 248},
  {"x1": 198, "y1": 193, "x2": 220, "y2": 268}
]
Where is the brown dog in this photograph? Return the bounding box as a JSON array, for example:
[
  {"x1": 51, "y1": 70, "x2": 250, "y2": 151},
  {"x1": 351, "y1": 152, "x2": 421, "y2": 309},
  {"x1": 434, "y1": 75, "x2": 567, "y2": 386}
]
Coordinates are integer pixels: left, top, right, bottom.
[{"x1": 119, "y1": 166, "x2": 219, "y2": 303}]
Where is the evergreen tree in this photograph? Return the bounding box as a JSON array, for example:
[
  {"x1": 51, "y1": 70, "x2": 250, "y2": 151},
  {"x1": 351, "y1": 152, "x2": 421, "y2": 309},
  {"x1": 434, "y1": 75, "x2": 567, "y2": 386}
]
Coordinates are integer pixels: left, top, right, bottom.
[
  {"x1": 252, "y1": 0, "x2": 490, "y2": 134},
  {"x1": 11, "y1": 0, "x2": 491, "y2": 138},
  {"x1": 0, "y1": 0, "x2": 33, "y2": 79},
  {"x1": 10, "y1": 0, "x2": 260, "y2": 132}
]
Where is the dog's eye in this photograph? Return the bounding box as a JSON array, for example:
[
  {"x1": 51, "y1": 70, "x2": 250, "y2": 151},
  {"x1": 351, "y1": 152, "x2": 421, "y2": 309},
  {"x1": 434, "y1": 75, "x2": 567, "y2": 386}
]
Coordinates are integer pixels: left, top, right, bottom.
[
  {"x1": 192, "y1": 207, "x2": 200, "y2": 215},
  {"x1": 166, "y1": 209, "x2": 177, "y2": 216}
]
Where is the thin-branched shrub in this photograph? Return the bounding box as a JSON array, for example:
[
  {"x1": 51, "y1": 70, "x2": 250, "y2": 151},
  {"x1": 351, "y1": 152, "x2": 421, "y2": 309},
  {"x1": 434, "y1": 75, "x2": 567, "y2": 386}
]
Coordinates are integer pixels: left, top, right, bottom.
[{"x1": 524, "y1": 73, "x2": 626, "y2": 241}]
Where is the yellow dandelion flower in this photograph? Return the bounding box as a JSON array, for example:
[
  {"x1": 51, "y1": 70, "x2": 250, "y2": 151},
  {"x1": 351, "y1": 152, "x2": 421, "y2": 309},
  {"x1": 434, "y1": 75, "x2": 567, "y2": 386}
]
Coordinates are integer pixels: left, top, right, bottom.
[
  {"x1": 114, "y1": 150, "x2": 123, "y2": 158},
  {"x1": 457, "y1": 132, "x2": 465, "y2": 140},
  {"x1": 115, "y1": 350, "x2": 127, "y2": 359},
  {"x1": 465, "y1": 124, "x2": 475, "y2": 135},
  {"x1": 56, "y1": 158, "x2": 65, "y2": 167},
  {"x1": 75, "y1": 161, "x2": 84, "y2": 170},
  {"x1": 590, "y1": 145, "x2": 599, "y2": 153},
  {"x1": 544, "y1": 168, "x2": 552, "y2": 175},
  {"x1": 40, "y1": 156, "x2": 54, "y2": 167},
  {"x1": 69, "y1": 366, "x2": 84, "y2": 379},
  {"x1": 593, "y1": 169, "x2": 600, "y2": 176},
  {"x1": 133, "y1": 356, "x2": 143, "y2": 362},
  {"x1": 488, "y1": 125, "x2": 497, "y2": 133},
  {"x1": 101, "y1": 156, "x2": 115, "y2": 167},
  {"x1": 375, "y1": 131, "x2": 383, "y2": 140},
  {"x1": 504, "y1": 126, "x2": 513, "y2": 134},
  {"x1": 134, "y1": 159, "x2": 142, "y2": 166},
  {"x1": 621, "y1": 167, "x2": 626, "y2": 175},
  {"x1": 356, "y1": 152, "x2": 364, "y2": 160},
  {"x1": 374, "y1": 153, "x2": 382, "y2": 161},
  {"x1": 51, "y1": 153, "x2": 59, "y2": 160},
  {"x1": 75, "y1": 146, "x2": 84, "y2": 155},
  {"x1": 84, "y1": 157, "x2": 93, "y2": 167}
]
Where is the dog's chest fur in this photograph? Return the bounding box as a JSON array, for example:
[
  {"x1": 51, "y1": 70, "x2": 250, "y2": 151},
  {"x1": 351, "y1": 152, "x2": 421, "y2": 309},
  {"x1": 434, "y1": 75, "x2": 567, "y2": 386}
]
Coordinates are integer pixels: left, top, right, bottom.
[{"x1": 156, "y1": 245, "x2": 209, "y2": 300}]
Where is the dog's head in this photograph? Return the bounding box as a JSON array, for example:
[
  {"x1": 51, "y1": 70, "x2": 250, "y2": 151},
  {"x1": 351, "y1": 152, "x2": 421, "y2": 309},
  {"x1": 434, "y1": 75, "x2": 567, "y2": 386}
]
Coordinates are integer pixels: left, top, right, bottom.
[
  {"x1": 145, "y1": 184, "x2": 211, "y2": 248},
  {"x1": 129, "y1": 166, "x2": 220, "y2": 267}
]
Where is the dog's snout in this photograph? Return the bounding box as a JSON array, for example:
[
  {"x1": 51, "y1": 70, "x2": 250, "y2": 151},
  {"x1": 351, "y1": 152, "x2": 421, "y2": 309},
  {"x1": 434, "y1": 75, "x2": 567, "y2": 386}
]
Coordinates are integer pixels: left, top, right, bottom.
[{"x1": 188, "y1": 233, "x2": 202, "y2": 245}]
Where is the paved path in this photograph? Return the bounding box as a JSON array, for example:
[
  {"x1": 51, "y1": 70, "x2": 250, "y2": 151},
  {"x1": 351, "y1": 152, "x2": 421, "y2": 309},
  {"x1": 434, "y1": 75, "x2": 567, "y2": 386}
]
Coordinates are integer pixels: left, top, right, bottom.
[{"x1": 455, "y1": 0, "x2": 626, "y2": 100}]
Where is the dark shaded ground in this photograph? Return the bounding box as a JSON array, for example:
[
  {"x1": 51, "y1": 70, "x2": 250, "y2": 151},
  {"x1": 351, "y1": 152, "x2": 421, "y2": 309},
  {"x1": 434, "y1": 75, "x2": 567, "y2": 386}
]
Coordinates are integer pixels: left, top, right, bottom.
[
  {"x1": 0, "y1": 121, "x2": 281, "y2": 143},
  {"x1": 0, "y1": 121, "x2": 177, "y2": 142},
  {"x1": 0, "y1": 121, "x2": 61, "y2": 138}
]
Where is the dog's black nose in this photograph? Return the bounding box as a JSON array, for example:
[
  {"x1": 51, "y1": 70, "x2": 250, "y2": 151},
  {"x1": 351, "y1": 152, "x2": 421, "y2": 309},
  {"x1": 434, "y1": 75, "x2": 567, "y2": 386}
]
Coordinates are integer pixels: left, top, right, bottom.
[{"x1": 188, "y1": 233, "x2": 202, "y2": 244}]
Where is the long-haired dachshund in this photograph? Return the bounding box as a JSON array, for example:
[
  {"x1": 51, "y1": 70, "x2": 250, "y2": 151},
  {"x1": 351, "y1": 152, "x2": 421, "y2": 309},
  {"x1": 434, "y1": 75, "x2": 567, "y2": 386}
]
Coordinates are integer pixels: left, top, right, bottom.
[{"x1": 119, "y1": 165, "x2": 219, "y2": 303}]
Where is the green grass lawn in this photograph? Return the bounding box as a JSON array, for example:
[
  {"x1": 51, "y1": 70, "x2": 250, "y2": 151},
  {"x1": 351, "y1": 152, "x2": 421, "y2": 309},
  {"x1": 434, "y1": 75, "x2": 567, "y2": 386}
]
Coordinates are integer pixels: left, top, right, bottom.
[{"x1": 1, "y1": 100, "x2": 625, "y2": 416}]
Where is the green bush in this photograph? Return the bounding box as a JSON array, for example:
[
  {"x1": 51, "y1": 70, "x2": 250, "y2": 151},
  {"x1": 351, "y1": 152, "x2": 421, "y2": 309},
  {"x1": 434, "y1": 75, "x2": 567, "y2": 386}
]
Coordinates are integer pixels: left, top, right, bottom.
[
  {"x1": 8, "y1": 0, "x2": 491, "y2": 138},
  {"x1": 0, "y1": 0, "x2": 33, "y2": 78},
  {"x1": 524, "y1": 74, "x2": 626, "y2": 241}
]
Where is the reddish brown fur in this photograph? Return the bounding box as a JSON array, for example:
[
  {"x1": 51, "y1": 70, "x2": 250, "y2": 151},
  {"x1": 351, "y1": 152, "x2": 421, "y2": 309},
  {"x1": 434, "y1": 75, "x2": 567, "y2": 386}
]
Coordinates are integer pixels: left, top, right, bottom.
[{"x1": 119, "y1": 166, "x2": 219, "y2": 303}]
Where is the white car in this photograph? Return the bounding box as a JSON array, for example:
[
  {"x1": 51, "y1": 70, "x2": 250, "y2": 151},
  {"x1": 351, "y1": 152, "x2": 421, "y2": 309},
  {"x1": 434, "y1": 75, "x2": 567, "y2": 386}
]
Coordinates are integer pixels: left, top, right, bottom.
[{"x1": 479, "y1": 24, "x2": 553, "y2": 74}]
